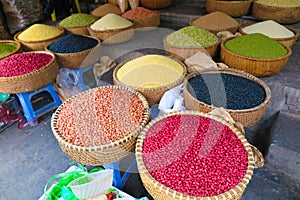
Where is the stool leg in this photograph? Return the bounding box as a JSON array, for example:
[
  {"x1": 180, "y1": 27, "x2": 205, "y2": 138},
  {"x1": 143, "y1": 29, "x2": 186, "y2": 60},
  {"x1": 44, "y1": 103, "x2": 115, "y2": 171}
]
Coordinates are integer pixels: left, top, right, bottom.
[
  {"x1": 16, "y1": 93, "x2": 37, "y2": 123},
  {"x1": 46, "y1": 83, "x2": 62, "y2": 106}
]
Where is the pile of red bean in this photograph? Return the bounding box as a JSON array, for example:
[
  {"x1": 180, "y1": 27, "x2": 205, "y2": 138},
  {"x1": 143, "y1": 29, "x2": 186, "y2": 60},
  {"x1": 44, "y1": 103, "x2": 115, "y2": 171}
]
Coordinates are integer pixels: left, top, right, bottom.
[
  {"x1": 0, "y1": 52, "x2": 53, "y2": 77},
  {"x1": 56, "y1": 87, "x2": 145, "y2": 146},
  {"x1": 142, "y1": 115, "x2": 248, "y2": 197}
]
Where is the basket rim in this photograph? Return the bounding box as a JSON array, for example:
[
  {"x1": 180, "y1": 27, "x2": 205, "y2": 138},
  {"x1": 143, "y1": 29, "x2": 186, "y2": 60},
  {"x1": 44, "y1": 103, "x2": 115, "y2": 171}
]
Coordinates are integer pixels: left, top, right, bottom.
[
  {"x1": 239, "y1": 22, "x2": 300, "y2": 41},
  {"x1": 221, "y1": 36, "x2": 292, "y2": 61},
  {"x1": 0, "y1": 40, "x2": 22, "y2": 60},
  {"x1": 208, "y1": 0, "x2": 253, "y2": 5},
  {"x1": 163, "y1": 32, "x2": 222, "y2": 50},
  {"x1": 113, "y1": 55, "x2": 187, "y2": 92},
  {"x1": 14, "y1": 26, "x2": 65, "y2": 43},
  {"x1": 183, "y1": 68, "x2": 272, "y2": 113},
  {"x1": 51, "y1": 85, "x2": 150, "y2": 151},
  {"x1": 45, "y1": 35, "x2": 101, "y2": 56},
  {"x1": 0, "y1": 51, "x2": 57, "y2": 80},
  {"x1": 253, "y1": 1, "x2": 300, "y2": 9},
  {"x1": 135, "y1": 110, "x2": 256, "y2": 199},
  {"x1": 189, "y1": 18, "x2": 241, "y2": 32},
  {"x1": 87, "y1": 24, "x2": 134, "y2": 34},
  {"x1": 57, "y1": 22, "x2": 94, "y2": 30}
]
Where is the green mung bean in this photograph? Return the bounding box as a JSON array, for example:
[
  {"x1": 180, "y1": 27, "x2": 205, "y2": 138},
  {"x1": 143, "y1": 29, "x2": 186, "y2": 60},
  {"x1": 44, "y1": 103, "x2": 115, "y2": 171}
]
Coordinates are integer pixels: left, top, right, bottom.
[
  {"x1": 59, "y1": 13, "x2": 98, "y2": 27},
  {"x1": 224, "y1": 33, "x2": 288, "y2": 59},
  {"x1": 166, "y1": 26, "x2": 219, "y2": 47},
  {"x1": 0, "y1": 42, "x2": 18, "y2": 58}
]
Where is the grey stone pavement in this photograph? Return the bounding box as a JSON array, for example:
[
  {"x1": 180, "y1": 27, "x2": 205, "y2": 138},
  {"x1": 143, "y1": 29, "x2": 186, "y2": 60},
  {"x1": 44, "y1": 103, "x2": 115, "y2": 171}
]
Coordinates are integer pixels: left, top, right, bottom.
[{"x1": 1, "y1": 2, "x2": 300, "y2": 200}]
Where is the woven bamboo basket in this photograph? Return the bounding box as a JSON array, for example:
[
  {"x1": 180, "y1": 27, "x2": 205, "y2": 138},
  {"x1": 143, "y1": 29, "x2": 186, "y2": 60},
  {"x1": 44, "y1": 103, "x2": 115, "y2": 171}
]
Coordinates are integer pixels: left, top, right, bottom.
[
  {"x1": 51, "y1": 85, "x2": 150, "y2": 166},
  {"x1": 0, "y1": 40, "x2": 22, "y2": 60},
  {"x1": 239, "y1": 23, "x2": 300, "y2": 48},
  {"x1": 113, "y1": 56, "x2": 187, "y2": 105},
  {"x1": 87, "y1": 25, "x2": 134, "y2": 44},
  {"x1": 57, "y1": 24, "x2": 90, "y2": 35},
  {"x1": 45, "y1": 35, "x2": 101, "y2": 69},
  {"x1": 183, "y1": 68, "x2": 271, "y2": 127},
  {"x1": 136, "y1": 110, "x2": 264, "y2": 200},
  {"x1": 0, "y1": 51, "x2": 59, "y2": 94},
  {"x1": 189, "y1": 18, "x2": 240, "y2": 34},
  {"x1": 252, "y1": 2, "x2": 300, "y2": 24},
  {"x1": 13, "y1": 27, "x2": 64, "y2": 51},
  {"x1": 206, "y1": 0, "x2": 253, "y2": 17},
  {"x1": 126, "y1": 11, "x2": 160, "y2": 32},
  {"x1": 220, "y1": 37, "x2": 292, "y2": 77},
  {"x1": 163, "y1": 36, "x2": 221, "y2": 61},
  {"x1": 140, "y1": 0, "x2": 172, "y2": 9}
]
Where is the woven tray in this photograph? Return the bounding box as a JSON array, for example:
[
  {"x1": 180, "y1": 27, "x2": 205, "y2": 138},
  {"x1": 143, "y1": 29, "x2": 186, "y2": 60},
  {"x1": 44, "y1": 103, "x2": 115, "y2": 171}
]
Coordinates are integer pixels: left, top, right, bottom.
[
  {"x1": 163, "y1": 36, "x2": 221, "y2": 61},
  {"x1": 206, "y1": 0, "x2": 253, "y2": 17},
  {"x1": 0, "y1": 51, "x2": 59, "y2": 94},
  {"x1": 14, "y1": 27, "x2": 64, "y2": 51},
  {"x1": 183, "y1": 68, "x2": 271, "y2": 127},
  {"x1": 136, "y1": 110, "x2": 264, "y2": 200},
  {"x1": 239, "y1": 23, "x2": 300, "y2": 48},
  {"x1": 45, "y1": 35, "x2": 101, "y2": 69},
  {"x1": 87, "y1": 25, "x2": 134, "y2": 44},
  {"x1": 140, "y1": 0, "x2": 172, "y2": 9},
  {"x1": 0, "y1": 40, "x2": 22, "y2": 60},
  {"x1": 113, "y1": 57, "x2": 187, "y2": 105},
  {"x1": 220, "y1": 37, "x2": 292, "y2": 77},
  {"x1": 51, "y1": 85, "x2": 150, "y2": 166},
  {"x1": 252, "y1": 2, "x2": 300, "y2": 24}
]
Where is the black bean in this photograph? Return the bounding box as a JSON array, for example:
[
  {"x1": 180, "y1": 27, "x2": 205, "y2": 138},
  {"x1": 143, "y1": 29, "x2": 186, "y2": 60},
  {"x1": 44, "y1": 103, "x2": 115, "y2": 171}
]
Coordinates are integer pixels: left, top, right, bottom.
[
  {"x1": 48, "y1": 34, "x2": 98, "y2": 53},
  {"x1": 187, "y1": 73, "x2": 266, "y2": 110}
]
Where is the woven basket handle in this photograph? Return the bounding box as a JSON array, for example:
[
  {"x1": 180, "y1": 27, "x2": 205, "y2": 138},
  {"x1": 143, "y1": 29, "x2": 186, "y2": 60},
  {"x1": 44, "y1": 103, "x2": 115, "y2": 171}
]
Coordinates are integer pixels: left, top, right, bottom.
[{"x1": 250, "y1": 144, "x2": 265, "y2": 168}]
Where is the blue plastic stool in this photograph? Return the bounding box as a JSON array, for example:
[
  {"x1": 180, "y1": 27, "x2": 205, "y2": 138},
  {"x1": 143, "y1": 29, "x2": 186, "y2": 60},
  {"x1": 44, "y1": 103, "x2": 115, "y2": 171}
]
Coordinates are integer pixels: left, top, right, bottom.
[{"x1": 16, "y1": 83, "x2": 61, "y2": 124}]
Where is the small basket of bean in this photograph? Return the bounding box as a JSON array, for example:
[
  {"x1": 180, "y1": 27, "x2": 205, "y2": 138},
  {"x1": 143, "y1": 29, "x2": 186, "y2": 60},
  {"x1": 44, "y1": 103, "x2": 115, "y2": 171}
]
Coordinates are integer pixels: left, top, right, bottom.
[
  {"x1": 206, "y1": 0, "x2": 253, "y2": 17},
  {"x1": 252, "y1": 0, "x2": 300, "y2": 24},
  {"x1": 0, "y1": 51, "x2": 59, "y2": 94},
  {"x1": 136, "y1": 110, "x2": 264, "y2": 200},
  {"x1": 51, "y1": 85, "x2": 150, "y2": 166},
  {"x1": 163, "y1": 26, "x2": 221, "y2": 61},
  {"x1": 220, "y1": 33, "x2": 292, "y2": 77},
  {"x1": 239, "y1": 21, "x2": 300, "y2": 48},
  {"x1": 14, "y1": 24, "x2": 65, "y2": 51},
  {"x1": 183, "y1": 68, "x2": 271, "y2": 127},
  {"x1": 0, "y1": 40, "x2": 22, "y2": 60},
  {"x1": 57, "y1": 13, "x2": 99, "y2": 35},
  {"x1": 45, "y1": 34, "x2": 101, "y2": 69},
  {"x1": 113, "y1": 54, "x2": 187, "y2": 105}
]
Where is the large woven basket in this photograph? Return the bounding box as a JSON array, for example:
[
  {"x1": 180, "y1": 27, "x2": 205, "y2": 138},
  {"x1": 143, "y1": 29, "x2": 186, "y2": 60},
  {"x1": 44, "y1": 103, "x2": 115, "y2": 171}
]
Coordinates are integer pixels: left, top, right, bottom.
[
  {"x1": 45, "y1": 35, "x2": 101, "y2": 69},
  {"x1": 0, "y1": 40, "x2": 22, "y2": 60},
  {"x1": 113, "y1": 56, "x2": 187, "y2": 105},
  {"x1": 252, "y1": 1, "x2": 300, "y2": 24},
  {"x1": 51, "y1": 85, "x2": 150, "y2": 166},
  {"x1": 163, "y1": 36, "x2": 221, "y2": 61},
  {"x1": 183, "y1": 68, "x2": 271, "y2": 127},
  {"x1": 206, "y1": 0, "x2": 253, "y2": 17},
  {"x1": 220, "y1": 37, "x2": 292, "y2": 77},
  {"x1": 14, "y1": 27, "x2": 64, "y2": 51},
  {"x1": 136, "y1": 110, "x2": 264, "y2": 200},
  {"x1": 0, "y1": 51, "x2": 59, "y2": 94},
  {"x1": 239, "y1": 23, "x2": 300, "y2": 48},
  {"x1": 87, "y1": 25, "x2": 134, "y2": 44},
  {"x1": 140, "y1": 0, "x2": 172, "y2": 9}
]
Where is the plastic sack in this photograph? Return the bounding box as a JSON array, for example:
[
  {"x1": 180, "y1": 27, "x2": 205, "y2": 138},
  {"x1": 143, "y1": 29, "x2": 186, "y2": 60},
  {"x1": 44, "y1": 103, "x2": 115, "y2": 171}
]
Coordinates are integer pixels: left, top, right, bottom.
[
  {"x1": 129, "y1": 0, "x2": 139, "y2": 9},
  {"x1": 184, "y1": 51, "x2": 218, "y2": 73},
  {"x1": 158, "y1": 84, "x2": 185, "y2": 115},
  {"x1": 118, "y1": 0, "x2": 128, "y2": 13}
]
